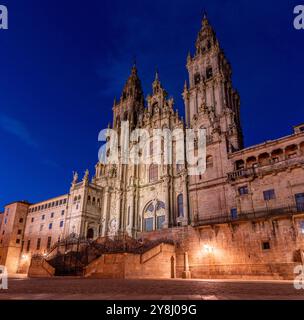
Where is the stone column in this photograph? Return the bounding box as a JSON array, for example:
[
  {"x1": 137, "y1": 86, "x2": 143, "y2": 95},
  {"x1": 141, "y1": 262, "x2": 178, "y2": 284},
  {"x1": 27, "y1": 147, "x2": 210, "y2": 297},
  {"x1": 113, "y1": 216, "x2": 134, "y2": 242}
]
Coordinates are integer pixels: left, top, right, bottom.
[
  {"x1": 182, "y1": 174, "x2": 189, "y2": 225},
  {"x1": 102, "y1": 188, "x2": 109, "y2": 236},
  {"x1": 164, "y1": 177, "x2": 170, "y2": 228},
  {"x1": 182, "y1": 251, "x2": 191, "y2": 279}
]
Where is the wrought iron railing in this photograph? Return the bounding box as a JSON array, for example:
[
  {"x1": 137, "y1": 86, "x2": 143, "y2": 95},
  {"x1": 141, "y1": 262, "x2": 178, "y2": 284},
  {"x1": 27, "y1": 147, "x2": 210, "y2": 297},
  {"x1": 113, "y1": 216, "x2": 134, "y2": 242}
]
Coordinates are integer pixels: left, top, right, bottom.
[
  {"x1": 228, "y1": 157, "x2": 304, "y2": 181},
  {"x1": 193, "y1": 205, "x2": 304, "y2": 227}
]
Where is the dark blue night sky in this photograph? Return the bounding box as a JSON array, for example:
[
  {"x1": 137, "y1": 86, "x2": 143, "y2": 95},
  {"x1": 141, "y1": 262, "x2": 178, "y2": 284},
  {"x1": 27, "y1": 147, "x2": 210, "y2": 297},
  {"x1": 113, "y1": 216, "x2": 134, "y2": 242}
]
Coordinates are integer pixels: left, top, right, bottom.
[{"x1": 0, "y1": 0, "x2": 303, "y2": 209}]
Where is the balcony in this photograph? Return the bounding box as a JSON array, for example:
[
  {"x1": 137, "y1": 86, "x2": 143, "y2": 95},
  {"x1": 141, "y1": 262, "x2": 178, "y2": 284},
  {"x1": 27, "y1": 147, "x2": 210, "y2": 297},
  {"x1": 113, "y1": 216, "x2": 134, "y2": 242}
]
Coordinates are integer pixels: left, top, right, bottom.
[
  {"x1": 227, "y1": 168, "x2": 255, "y2": 181},
  {"x1": 192, "y1": 205, "x2": 304, "y2": 227},
  {"x1": 228, "y1": 157, "x2": 304, "y2": 182}
]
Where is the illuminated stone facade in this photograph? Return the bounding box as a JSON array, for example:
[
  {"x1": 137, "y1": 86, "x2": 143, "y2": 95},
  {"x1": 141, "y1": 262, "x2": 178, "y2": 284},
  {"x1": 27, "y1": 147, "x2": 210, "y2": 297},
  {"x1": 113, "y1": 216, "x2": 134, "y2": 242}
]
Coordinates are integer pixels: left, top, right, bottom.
[{"x1": 0, "y1": 14, "x2": 304, "y2": 278}]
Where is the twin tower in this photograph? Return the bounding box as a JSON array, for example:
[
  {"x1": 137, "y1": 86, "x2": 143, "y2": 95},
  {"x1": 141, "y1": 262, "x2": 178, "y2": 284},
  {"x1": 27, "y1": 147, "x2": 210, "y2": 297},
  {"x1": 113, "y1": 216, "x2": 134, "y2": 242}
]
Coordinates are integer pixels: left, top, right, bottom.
[{"x1": 66, "y1": 14, "x2": 243, "y2": 239}]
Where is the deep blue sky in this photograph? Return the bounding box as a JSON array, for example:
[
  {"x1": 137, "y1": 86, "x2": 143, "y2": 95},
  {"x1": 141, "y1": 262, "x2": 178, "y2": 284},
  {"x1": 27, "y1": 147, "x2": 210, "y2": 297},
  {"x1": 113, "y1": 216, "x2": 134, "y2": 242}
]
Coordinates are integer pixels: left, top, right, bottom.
[{"x1": 0, "y1": 0, "x2": 303, "y2": 210}]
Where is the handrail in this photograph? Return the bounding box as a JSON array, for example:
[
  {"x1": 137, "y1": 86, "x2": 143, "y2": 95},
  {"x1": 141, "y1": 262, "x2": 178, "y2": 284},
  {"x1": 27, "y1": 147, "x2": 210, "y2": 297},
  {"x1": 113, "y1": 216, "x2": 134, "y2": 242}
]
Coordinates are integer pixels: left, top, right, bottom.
[{"x1": 193, "y1": 205, "x2": 304, "y2": 227}]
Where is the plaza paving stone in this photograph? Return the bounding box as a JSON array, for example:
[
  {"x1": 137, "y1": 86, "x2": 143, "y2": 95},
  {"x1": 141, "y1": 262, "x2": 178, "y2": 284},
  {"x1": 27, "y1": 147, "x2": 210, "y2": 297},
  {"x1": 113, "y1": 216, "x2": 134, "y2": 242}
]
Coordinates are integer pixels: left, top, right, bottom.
[{"x1": 0, "y1": 277, "x2": 304, "y2": 300}]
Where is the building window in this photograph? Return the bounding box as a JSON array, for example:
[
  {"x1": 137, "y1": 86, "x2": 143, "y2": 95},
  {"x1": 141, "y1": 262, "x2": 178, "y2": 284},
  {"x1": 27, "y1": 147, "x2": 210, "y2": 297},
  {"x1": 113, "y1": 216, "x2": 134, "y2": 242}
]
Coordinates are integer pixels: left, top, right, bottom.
[
  {"x1": 127, "y1": 207, "x2": 130, "y2": 226},
  {"x1": 144, "y1": 218, "x2": 154, "y2": 232},
  {"x1": 150, "y1": 140, "x2": 154, "y2": 156},
  {"x1": 51, "y1": 212, "x2": 54, "y2": 218},
  {"x1": 61, "y1": 210, "x2": 65, "y2": 216},
  {"x1": 41, "y1": 215, "x2": 45, "y2": 220},
  {"x1": 206, "y1": 67, "x2": 213, "y2": 79},
  {"x1": 26, "y1": 240, "x2": 31, "y2": 252},
  {"x1": 295, "y1": 193, "x2": 304, "y2": 212},
  {"x1": 47, "y1": 237, "x2": 52, "y2": 250},
  {"x1": 238, "y1": 186, "x2": 249, "y2": 196},
  {"x1": 149, "y1": 164, "x2": 158, "y2": 182},
  {"x1": 156, "y1": 216, "x2": 165, "y2": 230},
  {"x1": 60, "y1": 221, "x2": 64, "y2": 228},
  {"x1": 194, "y1": 73, "x2": 201, "y2": 85},
  {"x1": 36, "y1": 238, "x2": 41, "y2": 250},
  {"x1": 263, "y1": 189, "x2": 276, "y2": 201},
  {"x1": 231, "y1": 208, "x2": 238, "y2": 220},
  {"x1": 206, "y1": 156, "x2": 213, "y2": 168},
  {"x1": 17, "y1": 229, "x2": 22, "y2": 235},
  {"x1": 49, "y1": 223, "x2": 53, "y2": 230},
  {"x1": 4, "y1": 218, "x2": 7, "y2": 224},
  {"x1": 177, "y1": 194, "x2": 184, "y2": 217},
  {"x1": 262, "y1": 241, "x2": 270, "y2": 250},
  {"x1": 31, "y1": 217, "x2": 34, "y2": 223},
  {"x1": 176, "y1": 164, "x2": 183, "y2": 173},
  {"x1": 19, "y1": 218, "x2": 24, "y2": 223},
  {"x1": 16, "y1": 239, "x2": 21, "y2": 244},
  {"x1": 299, "y1": 221, "x2": 304, "y2": 234}
]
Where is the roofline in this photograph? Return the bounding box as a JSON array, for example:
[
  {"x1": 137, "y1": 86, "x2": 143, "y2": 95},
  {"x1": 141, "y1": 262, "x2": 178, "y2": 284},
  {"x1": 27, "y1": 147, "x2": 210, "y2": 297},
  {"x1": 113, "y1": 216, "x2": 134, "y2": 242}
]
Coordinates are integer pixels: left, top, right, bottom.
[
  {"x1": 4, "y1": 200, "x2": 32, "y2": 207},
  {"x1": 229, "y1": 131, "x2": 304, "y2": 158},
  {"x1": 28, "y1": 194, "x2": 69, "y2": 207}
]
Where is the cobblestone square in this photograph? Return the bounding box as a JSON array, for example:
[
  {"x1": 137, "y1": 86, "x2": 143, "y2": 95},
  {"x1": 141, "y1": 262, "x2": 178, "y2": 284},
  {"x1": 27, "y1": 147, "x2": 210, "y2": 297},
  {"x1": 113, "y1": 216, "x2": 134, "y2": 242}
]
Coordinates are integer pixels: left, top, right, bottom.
[{"x1": 0, "y1": 277, "x2": 304, "y2": 300}]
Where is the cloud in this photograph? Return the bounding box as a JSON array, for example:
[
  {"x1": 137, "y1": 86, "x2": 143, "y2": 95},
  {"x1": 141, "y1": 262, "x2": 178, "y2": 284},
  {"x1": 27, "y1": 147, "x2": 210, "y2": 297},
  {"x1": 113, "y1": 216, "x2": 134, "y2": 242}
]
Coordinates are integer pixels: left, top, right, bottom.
[{"x1": 0, "y1": 114, "x2": 38, "y2": 148}]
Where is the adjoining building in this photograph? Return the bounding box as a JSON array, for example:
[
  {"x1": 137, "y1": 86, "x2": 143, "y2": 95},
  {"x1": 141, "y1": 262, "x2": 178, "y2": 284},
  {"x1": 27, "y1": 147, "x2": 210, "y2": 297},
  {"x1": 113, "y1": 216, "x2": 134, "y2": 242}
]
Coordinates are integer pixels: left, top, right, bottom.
[{"x1": 1, "y1": 14, "x2": 304, "y2": 278}]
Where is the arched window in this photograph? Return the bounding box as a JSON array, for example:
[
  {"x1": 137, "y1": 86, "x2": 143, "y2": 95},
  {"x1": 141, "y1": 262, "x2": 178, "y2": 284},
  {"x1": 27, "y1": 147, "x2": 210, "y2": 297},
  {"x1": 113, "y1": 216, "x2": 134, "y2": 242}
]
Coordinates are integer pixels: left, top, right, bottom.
[
  {"x1": 149, "y1": 164, "x2": 158, "y2": 182},
  {"x1": 177, "y1": 194, "x2": 184, "y2": 217},
  {"x1": 206, "y1": 67, "x2": 213, "y2": 79}
]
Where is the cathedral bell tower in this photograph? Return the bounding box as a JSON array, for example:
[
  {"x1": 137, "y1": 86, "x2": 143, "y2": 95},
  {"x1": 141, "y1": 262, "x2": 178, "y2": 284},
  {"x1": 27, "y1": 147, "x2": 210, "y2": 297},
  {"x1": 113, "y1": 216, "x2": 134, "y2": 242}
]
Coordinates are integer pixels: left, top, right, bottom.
[
  {"x1": 113, "y1": 64, "x2": 145, "y2": 131},
  {"x1": 183, "y1": 13, "x2": 243, "y2": 152}
]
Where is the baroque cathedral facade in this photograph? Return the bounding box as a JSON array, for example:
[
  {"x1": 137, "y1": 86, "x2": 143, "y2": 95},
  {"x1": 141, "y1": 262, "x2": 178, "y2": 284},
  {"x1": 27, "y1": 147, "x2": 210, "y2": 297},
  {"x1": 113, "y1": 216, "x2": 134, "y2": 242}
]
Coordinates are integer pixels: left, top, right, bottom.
[{"x1": 1, "y1": 14, "x2": 304, "y2": 278}]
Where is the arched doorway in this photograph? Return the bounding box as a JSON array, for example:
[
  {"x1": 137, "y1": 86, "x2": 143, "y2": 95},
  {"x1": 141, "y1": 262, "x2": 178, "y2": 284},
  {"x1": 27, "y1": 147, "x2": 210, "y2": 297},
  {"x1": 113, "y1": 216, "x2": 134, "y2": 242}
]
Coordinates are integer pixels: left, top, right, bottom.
[{"x1": 87, "y1": 228, "x2": 94, "y2": 239}]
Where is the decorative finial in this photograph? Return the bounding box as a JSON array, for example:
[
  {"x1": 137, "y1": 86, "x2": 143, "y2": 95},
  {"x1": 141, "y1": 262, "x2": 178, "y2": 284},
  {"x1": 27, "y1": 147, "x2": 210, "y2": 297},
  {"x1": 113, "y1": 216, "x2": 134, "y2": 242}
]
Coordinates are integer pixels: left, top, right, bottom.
[
  {"x1": 202, "y1": 10, "x2": 209, "y2": 26},
  {"x1": 155, "y1": 68, "x2": 159, "y2": 81},
  {"x1": 187, "y1": 51, "x2": 192, "y2": 62},
  {"x1": 72, "y1": 171, "x2": 78, "y2": 185},
  {"x1": 83, "y1": 169, "x2": 89, "y2": 183}
]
